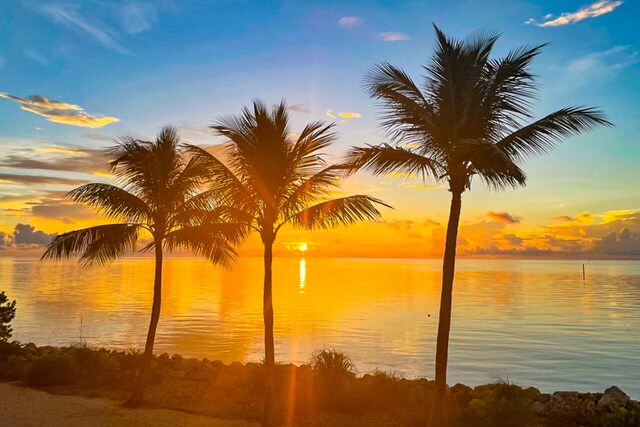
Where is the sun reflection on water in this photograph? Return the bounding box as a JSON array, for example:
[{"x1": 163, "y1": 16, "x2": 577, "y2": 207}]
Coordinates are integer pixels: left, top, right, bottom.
[{"x1": 299, "y1": 258, "x2": 306, "y2": 293}]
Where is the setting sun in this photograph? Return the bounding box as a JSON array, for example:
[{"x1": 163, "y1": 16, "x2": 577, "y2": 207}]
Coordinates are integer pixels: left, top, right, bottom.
[{"x1": 298, "y1": 242, "x2": 308, "y2": 252}]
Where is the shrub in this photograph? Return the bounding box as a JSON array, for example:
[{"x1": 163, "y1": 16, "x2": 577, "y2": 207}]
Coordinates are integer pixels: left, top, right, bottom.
[
  {"x1": 0, "y1": 355, "x2": 28, "y2": 381},
  {"x1": 309, "y1": 349, "x2": 356, "y2": 410},
  {"x1": 0, "y1": 291, "x2": 16, "y2": 342},
  {"x1": 459, "y1": 378, "x2": 535, "y2": 427},
  {"x1": 309, "y1": 349, "x2": 356, "y2": 381},
  {"x1": 26, "y1": 353, "x2": 78, "y2": 386}
]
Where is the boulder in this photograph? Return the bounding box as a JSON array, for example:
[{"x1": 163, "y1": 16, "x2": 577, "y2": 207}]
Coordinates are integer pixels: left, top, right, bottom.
[
  {"x1": 171, "y1": 353, "x2": 183, "y2": 361},
  {"x1": 597, "y1": 386, "x2": 630, "y2": 410}
]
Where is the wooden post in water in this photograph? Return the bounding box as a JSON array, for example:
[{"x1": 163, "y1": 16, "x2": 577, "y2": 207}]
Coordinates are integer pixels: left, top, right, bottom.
[{"x1": 582, "y1": 264, "x2": 586, "y2": 282}]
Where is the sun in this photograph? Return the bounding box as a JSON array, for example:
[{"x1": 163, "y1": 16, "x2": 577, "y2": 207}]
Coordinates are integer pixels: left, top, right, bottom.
[{"x1": 298, "y1": 242, "x2": 308, "y2": 252}]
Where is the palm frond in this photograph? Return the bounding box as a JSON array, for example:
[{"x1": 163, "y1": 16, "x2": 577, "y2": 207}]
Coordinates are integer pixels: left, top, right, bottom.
[
  {"x1": 496, "y1": 107, "x2": 612, "y2": 162},
  {"x1": 164, "y1": 225, "x2": 239, "y2": 267},
  {"x1": 288, "y1": 195, "x2": 392, "y2": 230},
  {"x1": 280, "y1": 165, "x2": 342, "y2": 218},
  {"x1": 68, "y1": 183, "x2": 150, "y2": 222},
  {"x1": 344, "y1": 144, "x2": 443, "y2": 180},
  {"x1": 42, "y1": 224, "x2": 140, "y2": 266}
]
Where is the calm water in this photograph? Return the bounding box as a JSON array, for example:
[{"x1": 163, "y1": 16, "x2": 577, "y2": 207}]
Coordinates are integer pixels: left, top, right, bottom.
[{"x1": 1, "y1": 257, "x2": 639, "y2": 397}]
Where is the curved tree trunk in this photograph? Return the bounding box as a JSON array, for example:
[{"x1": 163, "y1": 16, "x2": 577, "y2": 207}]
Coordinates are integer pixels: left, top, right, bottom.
[
  {"x1": 428, "y1": 189, "x2": 463, "y2": 426},
  {"x1": 127, "y1": 243, "x2": 164, "y2": 407},
  {"x1": 262, "y1": 237, "x2": 275, "y2": 427}
]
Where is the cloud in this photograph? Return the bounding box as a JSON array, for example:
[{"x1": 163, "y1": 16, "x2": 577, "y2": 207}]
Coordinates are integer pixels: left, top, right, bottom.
[
  {"x1": 385, "y1": 219, "x2": 441, "y2": 239},
  {"x1": 0, "y1": 173, "x2": 89, "y2": 186},
  {"x1": 338, "y1": 16, "x2": 360, "y2": 27},
  {"x1": 0, "y1": 147, "x2": 106, "y2": 174},
  {"x1": 486, "y1": 211, "x2": 521, "y2": 224},
  {"x1": 378, "y1": 32, "x2": 409, "y2": 42},
  {"x1": 289, "y1": 104, "x2": 311, "y2": 113},
  {"x1": 553, "y1": 215, "x2": 574, "y2": 222},
  {"x1": 31, "y1": 202, "x2": 98, "y2": 224},
  {"x1": 529, "y1": 1, "x2": 623, "y2": 27},
  {"x1": 593, "y1": 229, "x2": 640, "y2": 255},
  {"x1": 121, "y1": 2, "x2": 157, "y2": 34},
  {"x1": 13, "y1": 223, "x2": 56, "y2": 246},
  {"x1": 338, "y1": 112, "x2": 362, "y2": 119},
  {"x1": 326, "y1": 109, "x2": 362, "y2": 119},
  {"x1": 0, "y1": 93, "x2": 119, "y2": 128},
  {"x1": 37, "y1": 2, "x2": 130, "y2": 53},
  {"x1": 24, "y1": 49, "x2": 48, "y2": 65},
  {"x1": 567, "y1": 45, "x2": 639, "y2": 74}
]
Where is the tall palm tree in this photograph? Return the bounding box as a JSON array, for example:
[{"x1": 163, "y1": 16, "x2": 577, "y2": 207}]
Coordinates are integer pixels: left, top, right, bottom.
[
  {"x1": 345, "y1": 25, "x2": 611, "y2": 425},
  {"x1": 42, "y1": 126, "x2": 244, "y2": 406},
  {"x1": 189, "y1": 100, "x2": 390, "y2": 426}
]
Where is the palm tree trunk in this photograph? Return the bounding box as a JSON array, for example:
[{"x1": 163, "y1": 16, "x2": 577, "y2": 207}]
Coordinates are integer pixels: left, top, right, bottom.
[
  {"x1": 127, "y1": 243, "x2": 164, "y2": 407},
  {"x1": 262, "y1": 237, "x2": 275, "y2": 427},
  {"x1": 428, "y1": 189, "x2": 463, "y2": 426}
]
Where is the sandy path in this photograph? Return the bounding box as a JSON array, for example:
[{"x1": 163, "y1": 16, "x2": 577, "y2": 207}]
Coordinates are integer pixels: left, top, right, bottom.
[{"x1": 0, "y1": 383, "x2": 257, "y2": 427}]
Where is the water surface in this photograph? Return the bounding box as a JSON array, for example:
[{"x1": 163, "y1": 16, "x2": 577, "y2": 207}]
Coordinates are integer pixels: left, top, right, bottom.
[{"x1": 2, "y1": 257, "x2": 638, "y2": 397}]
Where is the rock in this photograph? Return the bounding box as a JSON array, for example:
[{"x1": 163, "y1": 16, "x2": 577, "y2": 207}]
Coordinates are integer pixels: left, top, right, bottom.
[
  {"x1": 598, "y1": 386, "x2": 630, "y2": 410},
  {"x1": 171, "y1": 353, "x2": 183, "y2": 361},
  {"x1": 202, "y1": 358, "x2": 210, "y2": 365},
  {"x1": 532, "y1": 400, "x2": 545, "y2": 414},
  {"x1": 210, "y1": 360, "x2": 224, "y2": 369},
  {"x1": 158, "y1": 353, "x2": 170, "y2": 362},
  {"x1": 170, "y1": 369, "x2": 186, "y2": 379},
  {"x1": 544, "y1": 395, "x2": 570, "y2": 414},
  {"x1": 451, "y1": 383, "x2": 473, "y2": 408}
]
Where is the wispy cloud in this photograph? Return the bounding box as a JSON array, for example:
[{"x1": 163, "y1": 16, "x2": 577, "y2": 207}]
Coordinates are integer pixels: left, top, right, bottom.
[
  {"x1": 289, "y1": 104, "x2": 311, "y2": 113},
  {"x1": 526, "y1": 0, "x2": 623, "y2": 27},
  {"x1": 567, "y1": 45, "x2": 639, "y2": 74},
  {"x1": 378, "y1": 32, "x2": 409, "y2": 42},
  {"x1": 24, "y1": 49, "x2": 48, "y2": 65},
  {"x1": 338, "y1": 112, "x2": 362, "y2": 119},
  {"x1": 338, "y1": 16, "x2": 360, "y2": 27},
  {"x1": 37, "y1": 2, "x2": 130, "y2": 53},
  {"x1": 121, "y1": 2, "x2": 157, "y2": 34},
  {"x1": 326, "y1": 109, "x2": 362, "y2": 119},
  {"x1": 0, "y1": 93, "x2": 119, "y2": 128}
]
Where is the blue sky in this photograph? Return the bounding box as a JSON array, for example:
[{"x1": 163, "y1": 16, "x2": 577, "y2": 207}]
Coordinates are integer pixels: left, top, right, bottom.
[{"x1": 0, "y1": 0, "x2": 639, "y2": 257}]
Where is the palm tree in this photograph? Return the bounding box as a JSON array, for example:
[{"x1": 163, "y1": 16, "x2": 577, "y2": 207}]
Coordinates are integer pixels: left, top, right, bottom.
[
  {"x1": 345, "y1": 25, "x2": 611, "y2": 425},
  {"x1": 188, "y1": 100, "x2": 390, "y2": 426},
  {"x1": 42, "y1": 126, "x2": 244, "y2": 406}
]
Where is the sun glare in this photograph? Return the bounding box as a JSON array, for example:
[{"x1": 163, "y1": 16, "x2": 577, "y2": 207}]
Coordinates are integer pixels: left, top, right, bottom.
[{"x1": 298, "y1": 242, "x2": 308, "y2": 252}]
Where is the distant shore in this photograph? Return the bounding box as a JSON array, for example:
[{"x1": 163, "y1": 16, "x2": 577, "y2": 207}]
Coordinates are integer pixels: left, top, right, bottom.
[{"x1": 1, "y1": 342, "x2": 638, "y2": 426}]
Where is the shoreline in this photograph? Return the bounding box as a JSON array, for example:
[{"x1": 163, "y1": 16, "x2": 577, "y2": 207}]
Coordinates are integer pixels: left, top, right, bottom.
[{"x1": 2, "y1": 343, "x2": 638, "y2": 426}]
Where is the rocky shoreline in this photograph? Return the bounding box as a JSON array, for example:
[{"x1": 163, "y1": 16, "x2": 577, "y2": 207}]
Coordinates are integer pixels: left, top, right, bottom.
[{"x1": 1, "y1": 342, "x2": 638, "y2": 426}]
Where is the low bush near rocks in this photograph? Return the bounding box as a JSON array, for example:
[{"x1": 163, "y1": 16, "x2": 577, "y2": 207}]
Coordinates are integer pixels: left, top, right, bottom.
[{"x1": 26, "y1": 353, "x2": 78, "y2": 386}]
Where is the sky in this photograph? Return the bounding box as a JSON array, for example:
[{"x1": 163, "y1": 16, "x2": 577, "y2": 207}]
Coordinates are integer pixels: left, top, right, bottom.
[{"x1": 0, "y1": 0, "x2": 639, "y2": 258}]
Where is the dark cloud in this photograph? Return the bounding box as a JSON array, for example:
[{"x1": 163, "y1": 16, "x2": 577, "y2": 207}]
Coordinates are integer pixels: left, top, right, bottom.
[
  {"x1": 593, "y1": 229, "x2": 640, "y2": 255},
  {"x1": 0, "y1": 173, "x2": 90, "y2": 186},
  {"x1": 0, "y1": 148, "x2": 107, "y2": 174},
  {"x1": 502, "y1": 234, "x2": 524, "y2": 246},
  {"x1": 13, "y1": 224, "x2": 56, "y2": 246},
  {"x1": 486, "y1": 211, "x2": 521, "y2": 224},
  {"x1": 30, "y1": 199, "x2": 98, "y2": 224},
  {"x1": 553, "y1": 215, "x2": 574, "y2": 222}
]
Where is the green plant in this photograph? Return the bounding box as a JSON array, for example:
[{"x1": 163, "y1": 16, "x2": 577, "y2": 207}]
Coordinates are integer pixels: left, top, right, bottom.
[
  {"x1": 26, "y1": 353, "x2": 78, "y2": 386},
  {"x1": 309, "y1": 349, "x2": 356, "y2": 380},
  {"x1": 0, "y1": 291, "x2": 16, "y2": 342},
  {"x1": 599, "y1": 406, "x2": 640, "y2": 427}
]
